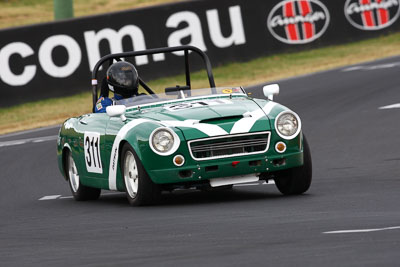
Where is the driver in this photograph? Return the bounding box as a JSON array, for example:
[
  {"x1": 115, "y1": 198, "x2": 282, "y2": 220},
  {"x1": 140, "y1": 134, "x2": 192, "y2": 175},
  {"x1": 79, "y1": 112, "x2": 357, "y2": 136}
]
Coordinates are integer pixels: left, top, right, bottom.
[{"x1": 95, "y1": 61, "x2": 139, "y2": 113}]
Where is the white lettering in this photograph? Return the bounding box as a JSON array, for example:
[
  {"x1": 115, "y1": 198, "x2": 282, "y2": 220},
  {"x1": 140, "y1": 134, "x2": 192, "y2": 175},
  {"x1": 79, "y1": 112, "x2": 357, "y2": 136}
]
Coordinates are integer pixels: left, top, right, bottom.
[
  {"x1": 38, "y1": 35, "x2": 82, "y2": 78},
  {"x1": 166, "y1": 11, "x2": 207, "y2": 56},
  {"x1": 347, "y1": 0, "x2": 398, "y2": 15},
  {"x1": 206, "y1": 5, "x2": 246, "y2": 48},
  {"x1": 84, "y1": 25, "x2": 148, "y2": 70},
  {"x1": 0, "y1": 42, "x2": 36, "y2": 86},
  {"x1": 270, "y1": 12, "x2": 326, "y2": 27}
]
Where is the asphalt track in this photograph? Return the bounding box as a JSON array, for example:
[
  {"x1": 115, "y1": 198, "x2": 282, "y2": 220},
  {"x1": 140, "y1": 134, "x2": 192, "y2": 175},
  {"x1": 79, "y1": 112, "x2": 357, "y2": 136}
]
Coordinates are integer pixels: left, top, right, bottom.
[{"x1": 1, "y1": 56, "x2": 400, "y2": 266}]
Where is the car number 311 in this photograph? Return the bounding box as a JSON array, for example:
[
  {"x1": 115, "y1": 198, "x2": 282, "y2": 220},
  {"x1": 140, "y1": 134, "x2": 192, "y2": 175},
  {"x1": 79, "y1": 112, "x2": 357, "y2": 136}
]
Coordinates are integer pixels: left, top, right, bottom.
[{"x1": 84, "y1": 132, "x2": 103, "y2": 174}]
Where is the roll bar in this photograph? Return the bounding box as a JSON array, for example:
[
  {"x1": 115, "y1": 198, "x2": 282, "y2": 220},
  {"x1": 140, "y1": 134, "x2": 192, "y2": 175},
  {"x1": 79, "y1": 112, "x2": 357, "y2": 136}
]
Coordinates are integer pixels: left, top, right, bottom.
[{"x1": 91, "y1": 45, "x2": 216, "y2": 112}]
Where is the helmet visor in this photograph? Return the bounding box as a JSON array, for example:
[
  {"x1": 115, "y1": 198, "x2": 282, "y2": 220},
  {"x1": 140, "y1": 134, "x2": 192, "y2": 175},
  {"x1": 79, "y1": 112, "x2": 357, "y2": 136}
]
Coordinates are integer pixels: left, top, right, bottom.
[{"x1": 111, "y1": 66, "x2": 134, "y2": 88}]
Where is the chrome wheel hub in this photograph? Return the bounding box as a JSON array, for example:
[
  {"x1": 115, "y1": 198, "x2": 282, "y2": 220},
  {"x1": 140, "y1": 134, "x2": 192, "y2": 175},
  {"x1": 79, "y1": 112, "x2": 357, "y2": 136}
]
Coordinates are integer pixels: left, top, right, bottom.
[
  {"x1": 68, "y1": 154, "x2": 79, "y2": 192},
  {"x1": 124, "y1": 151, "x2": 139, "y2": 198}
]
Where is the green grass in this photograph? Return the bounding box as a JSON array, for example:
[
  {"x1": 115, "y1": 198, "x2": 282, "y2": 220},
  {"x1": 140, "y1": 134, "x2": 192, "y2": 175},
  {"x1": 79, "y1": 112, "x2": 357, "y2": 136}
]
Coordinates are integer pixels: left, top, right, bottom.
[
  {"x1": 0, "y1": 0, "x2": 182, "y2": 29},
  {"x1": 1, "y1": 32, "x2": 399, "y2": 134}
]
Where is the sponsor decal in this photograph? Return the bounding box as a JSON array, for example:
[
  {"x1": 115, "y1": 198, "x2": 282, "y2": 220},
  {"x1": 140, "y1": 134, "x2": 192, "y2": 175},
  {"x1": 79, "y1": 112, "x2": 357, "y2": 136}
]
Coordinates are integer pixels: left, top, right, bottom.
[
  {"x1": 222, "y1": 89, "x2": 233, "y2": 94},
  {"x1": 267, "y1": 0, "x2": 330, "y2": 44},
  {"x1": 344, "y1": 0, "x2": 400, "y2": 30},
  {"x1": 163, "y1": 99, "x2": 233, "y2": 112},
  {"x1": 96, "y1": 97, "x2": 104, "y2": 111}
]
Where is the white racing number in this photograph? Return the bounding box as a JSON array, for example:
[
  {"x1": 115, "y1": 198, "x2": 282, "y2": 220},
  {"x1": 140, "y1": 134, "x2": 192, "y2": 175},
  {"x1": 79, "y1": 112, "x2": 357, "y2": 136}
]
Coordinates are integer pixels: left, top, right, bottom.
[{"x1": 84, "y1": 132, "x2": 103, "y2": 174}]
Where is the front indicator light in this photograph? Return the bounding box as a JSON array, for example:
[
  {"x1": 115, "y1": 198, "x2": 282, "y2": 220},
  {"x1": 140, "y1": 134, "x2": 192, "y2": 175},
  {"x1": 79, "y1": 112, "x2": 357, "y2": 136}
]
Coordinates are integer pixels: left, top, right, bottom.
[
  {"x1": 275, "y1": 142, "x2": 287, "y2": 153},
  {"x1": 173, "y1": 155, "x2": 185, "y2": 166}
]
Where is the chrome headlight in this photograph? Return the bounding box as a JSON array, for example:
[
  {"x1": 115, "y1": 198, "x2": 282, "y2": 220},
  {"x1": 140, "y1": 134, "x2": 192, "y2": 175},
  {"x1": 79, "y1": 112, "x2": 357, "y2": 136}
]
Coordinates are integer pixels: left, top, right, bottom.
[
  {"x1": 275, "y1": 111, "x2": 301, "y2": 140},
  {"x1": 149, "y1": 127, "x2": 180, "y2": 156}
]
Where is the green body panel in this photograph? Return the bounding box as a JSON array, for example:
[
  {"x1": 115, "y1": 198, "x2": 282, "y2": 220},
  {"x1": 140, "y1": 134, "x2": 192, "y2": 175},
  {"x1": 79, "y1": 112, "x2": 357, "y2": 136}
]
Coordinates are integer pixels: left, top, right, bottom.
[
  {"x1": 58, "y1": 113, "x2": 110, "y2": 190},
  {"x1": 57, "y1": 94, "x2": 303, "y2": 191}
]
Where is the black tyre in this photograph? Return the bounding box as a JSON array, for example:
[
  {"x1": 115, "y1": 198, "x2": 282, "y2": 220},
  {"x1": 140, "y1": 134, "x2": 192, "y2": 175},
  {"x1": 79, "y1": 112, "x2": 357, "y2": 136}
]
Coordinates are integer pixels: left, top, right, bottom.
[
  {"x1": 121, "y1": 143, "x2": 161, "y2": 206},
  {"x1": 274, "y1": 135, "x2": 312, "y2": 195},
  {"x1": 66, "y1": 150, "x2": 101, "y2": 201}
]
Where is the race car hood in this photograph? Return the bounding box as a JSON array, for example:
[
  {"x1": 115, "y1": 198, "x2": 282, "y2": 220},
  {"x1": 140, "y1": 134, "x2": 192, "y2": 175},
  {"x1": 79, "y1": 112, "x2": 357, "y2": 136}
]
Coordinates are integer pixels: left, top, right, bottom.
[{"x1": 133, "y1": 97, "x2": 282, "y2": 140}]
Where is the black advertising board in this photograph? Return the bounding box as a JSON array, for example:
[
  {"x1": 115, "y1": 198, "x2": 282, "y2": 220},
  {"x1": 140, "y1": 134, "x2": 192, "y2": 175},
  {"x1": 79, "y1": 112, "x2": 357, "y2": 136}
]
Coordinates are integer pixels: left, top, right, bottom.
[{"x1": 0, "y1": 0, "x2": 399, "y2": 106}]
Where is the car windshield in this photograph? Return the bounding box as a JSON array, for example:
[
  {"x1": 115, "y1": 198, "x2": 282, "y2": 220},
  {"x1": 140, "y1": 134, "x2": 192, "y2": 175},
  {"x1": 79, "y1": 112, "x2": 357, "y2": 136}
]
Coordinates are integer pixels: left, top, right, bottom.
[{"x1": 115, "y1": 87, "x2": 246, "y2": 107}]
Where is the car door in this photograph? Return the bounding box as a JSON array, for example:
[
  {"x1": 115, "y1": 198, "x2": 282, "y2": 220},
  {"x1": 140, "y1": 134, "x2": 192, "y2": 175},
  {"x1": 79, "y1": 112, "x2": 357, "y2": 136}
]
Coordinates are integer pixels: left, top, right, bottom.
[{"x1": 74, "y1": 113, "x2": 109, "y2": 189}]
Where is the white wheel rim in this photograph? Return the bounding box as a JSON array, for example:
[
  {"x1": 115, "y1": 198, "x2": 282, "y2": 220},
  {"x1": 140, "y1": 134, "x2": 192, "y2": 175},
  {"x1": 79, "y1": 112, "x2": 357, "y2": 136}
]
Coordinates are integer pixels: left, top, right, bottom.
[
  {"x1": 124, "y1": 151, "x2": 139, "y2": 198},
  {"x1": 68, "y1": 153, "x2": 79, "y2": 192}
]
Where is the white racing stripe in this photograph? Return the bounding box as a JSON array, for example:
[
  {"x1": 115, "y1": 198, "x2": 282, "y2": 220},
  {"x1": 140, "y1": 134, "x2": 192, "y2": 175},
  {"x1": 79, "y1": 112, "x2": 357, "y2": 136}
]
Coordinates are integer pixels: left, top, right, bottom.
[
  {"x1": 230, "y1": 102, "x2": 276, "y2": 134},
  {"x1": 108, "y1": 119, "x2": 152, "y2": 190},
  {"x1": 191, "y1": 123, "x2": 228, "y2": 136},
  {"x1": 323, "y1": 226, "x2": 400, "y2": 234},
  {"x1": 162, "y1": 120, "x2": 228, "y2": 137}
]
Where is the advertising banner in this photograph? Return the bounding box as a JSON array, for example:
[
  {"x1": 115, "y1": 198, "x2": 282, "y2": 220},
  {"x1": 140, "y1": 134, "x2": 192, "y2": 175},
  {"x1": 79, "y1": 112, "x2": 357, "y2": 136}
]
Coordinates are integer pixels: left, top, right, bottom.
[{"x1": 0, "y1": 0, "x2": 399, "y2": 106}]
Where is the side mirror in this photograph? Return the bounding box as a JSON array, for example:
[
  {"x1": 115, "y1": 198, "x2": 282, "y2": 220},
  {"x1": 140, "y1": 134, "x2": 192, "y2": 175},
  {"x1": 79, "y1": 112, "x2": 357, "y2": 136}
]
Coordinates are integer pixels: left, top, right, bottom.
[
  {"x1": 263, "y1": 84, "x2": 280, "y2": 101},
  {"x1": 106, "y1": 105, "x2": 127, "y2": 122}
]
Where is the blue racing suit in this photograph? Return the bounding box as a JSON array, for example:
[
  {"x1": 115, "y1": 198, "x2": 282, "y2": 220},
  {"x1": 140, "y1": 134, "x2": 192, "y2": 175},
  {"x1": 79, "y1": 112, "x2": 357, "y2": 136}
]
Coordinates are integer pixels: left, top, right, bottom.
[{"x1": 94, "y1": 94, "x2": 123, "y2": 113}]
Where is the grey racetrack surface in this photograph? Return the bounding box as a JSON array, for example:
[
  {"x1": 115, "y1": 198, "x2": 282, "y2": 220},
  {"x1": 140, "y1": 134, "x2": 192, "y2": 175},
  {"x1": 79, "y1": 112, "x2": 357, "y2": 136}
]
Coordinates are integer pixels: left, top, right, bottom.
[{"x1": 1, "y1": 56, "x2": 400, "y2": 266}]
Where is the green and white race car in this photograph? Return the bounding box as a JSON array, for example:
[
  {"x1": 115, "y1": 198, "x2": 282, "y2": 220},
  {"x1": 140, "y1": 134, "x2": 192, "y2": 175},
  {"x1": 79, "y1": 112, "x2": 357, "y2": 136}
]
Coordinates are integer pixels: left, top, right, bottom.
[{"x1": 57, "y1": 46, "x2": 312, "y2": 206}]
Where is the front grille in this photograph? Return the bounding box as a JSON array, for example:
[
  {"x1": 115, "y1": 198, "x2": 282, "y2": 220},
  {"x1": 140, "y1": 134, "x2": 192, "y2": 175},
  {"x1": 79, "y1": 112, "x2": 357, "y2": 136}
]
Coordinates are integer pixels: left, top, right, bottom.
[{"x1": 188, "y1": 132, "x2": 270, "y2": 160}]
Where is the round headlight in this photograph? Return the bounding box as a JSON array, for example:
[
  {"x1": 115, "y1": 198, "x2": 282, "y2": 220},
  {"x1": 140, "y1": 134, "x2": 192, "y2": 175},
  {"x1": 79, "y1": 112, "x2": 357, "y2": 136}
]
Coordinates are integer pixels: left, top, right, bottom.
[
  {"x1": 150, "y1": 127, "x2": 180, "y2": 155},
  {"x1": 275, "y1": 111, "x2": 301, "y2": 140}
]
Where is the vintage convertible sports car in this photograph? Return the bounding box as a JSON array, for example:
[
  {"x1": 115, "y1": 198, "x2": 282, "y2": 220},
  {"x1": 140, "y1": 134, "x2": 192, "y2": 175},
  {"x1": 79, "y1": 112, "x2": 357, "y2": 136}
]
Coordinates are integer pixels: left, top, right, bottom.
[{"x1": 57, "y1": 46, "x2": 312, "y2": 206}]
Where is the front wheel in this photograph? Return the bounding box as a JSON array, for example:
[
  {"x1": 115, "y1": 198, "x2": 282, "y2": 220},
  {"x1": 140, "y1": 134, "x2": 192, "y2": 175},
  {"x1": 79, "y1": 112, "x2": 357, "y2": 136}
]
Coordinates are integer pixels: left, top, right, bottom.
[
  {"x1": 121, "y1": 143, "x2": 161, "y2": 206},
  {"x1": 66, "y1": 151, "x2": 101, "y2": 201},
  {"x1": 274, "y1": 135, "x2": 312, "y2": 195}
]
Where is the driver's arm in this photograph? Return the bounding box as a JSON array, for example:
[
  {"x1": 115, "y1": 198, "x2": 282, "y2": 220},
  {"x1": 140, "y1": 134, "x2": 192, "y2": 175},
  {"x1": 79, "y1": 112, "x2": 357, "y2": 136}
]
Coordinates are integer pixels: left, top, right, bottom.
[{"x1": 94, "y1": 96, "x2": 113, "y2": 113}]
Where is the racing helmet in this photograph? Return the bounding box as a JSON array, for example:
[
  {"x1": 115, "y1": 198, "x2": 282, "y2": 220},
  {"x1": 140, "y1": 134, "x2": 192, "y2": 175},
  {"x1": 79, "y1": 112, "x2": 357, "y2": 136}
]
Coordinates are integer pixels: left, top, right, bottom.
[{"x1": 106, "y1": 61, "x2": 139, "y2": 98}]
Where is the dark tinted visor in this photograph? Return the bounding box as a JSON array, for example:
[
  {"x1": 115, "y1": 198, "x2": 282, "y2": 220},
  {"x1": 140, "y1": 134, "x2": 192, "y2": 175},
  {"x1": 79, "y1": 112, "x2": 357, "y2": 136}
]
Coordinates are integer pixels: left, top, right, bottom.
[{"x1": 110, "y1": 66, "x2": 134, "y2": 88}]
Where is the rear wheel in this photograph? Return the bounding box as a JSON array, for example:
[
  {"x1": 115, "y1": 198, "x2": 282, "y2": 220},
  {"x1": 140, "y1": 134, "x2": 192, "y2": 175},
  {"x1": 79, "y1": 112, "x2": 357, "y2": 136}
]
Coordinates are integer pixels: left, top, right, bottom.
[
  {"x1": 66, "y1": 150, "x2": 101, "y2": 201},
  {"x1": 121, "y1": 143, "x2": 161, "y2": 206},
  {"x1": 274, "y1": 135, "x2": 312, "y2": 195}
]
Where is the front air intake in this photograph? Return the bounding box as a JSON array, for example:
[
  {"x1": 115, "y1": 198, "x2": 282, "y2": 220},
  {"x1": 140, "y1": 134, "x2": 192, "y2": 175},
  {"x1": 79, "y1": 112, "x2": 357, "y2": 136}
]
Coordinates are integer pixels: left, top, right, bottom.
[{"x1": 188, "y1": 132, "x2": 270, "y2": 161}]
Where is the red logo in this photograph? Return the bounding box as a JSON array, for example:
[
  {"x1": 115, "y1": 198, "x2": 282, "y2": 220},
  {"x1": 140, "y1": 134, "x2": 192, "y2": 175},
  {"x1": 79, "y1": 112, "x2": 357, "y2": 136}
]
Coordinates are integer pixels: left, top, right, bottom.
[
  {"x1": 345, "y1": 0, "x2": 400, "y2": 30},
  {"x1": 267, "y1": 0, "x2": 330, "y2": 44}
]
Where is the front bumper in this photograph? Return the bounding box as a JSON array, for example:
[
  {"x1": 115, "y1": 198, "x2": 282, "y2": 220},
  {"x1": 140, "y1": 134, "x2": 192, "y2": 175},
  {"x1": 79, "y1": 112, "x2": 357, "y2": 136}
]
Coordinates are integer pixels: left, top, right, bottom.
[{"x1": 148, "y1": 151, "x2": 303, "y2": 185}]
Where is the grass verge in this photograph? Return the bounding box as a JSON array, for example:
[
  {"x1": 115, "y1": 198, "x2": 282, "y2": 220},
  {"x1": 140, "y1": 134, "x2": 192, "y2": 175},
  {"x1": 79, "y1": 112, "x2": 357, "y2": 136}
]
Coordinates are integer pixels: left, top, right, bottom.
[
  {"x1": 0, "y1": 0, "x2": 182, "y2": 29},
  {"x1": 1, "y1": 32, "x2": 400, "y2": 135}
]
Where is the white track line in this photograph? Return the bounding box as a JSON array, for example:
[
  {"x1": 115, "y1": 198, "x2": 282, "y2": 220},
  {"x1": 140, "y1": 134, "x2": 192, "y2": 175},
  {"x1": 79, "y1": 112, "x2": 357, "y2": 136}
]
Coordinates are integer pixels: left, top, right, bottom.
[
  {"x1": 0, "y1": 135, "x2": 57, "y2": 148},
  {"x1": 379, "y1": 103, "x2": 400, "y2": 110},
  {"x1": 39, "y1": 192, "x2": 124, "y2": 201},
  {"x1": 39, "y1": 181, "x2": 273, "y2": 201},
  {"x1": 0, "y1": 124, "x2": 60, "y2": 139},
  {"x1": 342, "y1": 62, "x2": 400, "y2": 72},
  {"x1": 323, "y1": 226, "x2": 400, "y2": 234},
  {"x1": 39, "y1": 195, "x2": 62, "y2": 200}
]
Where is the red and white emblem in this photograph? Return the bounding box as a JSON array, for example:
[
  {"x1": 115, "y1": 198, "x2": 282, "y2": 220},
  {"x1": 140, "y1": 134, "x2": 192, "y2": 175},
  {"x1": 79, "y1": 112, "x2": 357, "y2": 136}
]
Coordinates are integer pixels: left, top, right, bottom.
[
  {"x1": 345, "y1": 0, "x2": 400, "y2": 30},
  {"x1": 267, "y1": 0, "x2": 330, "y2": 44}
]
